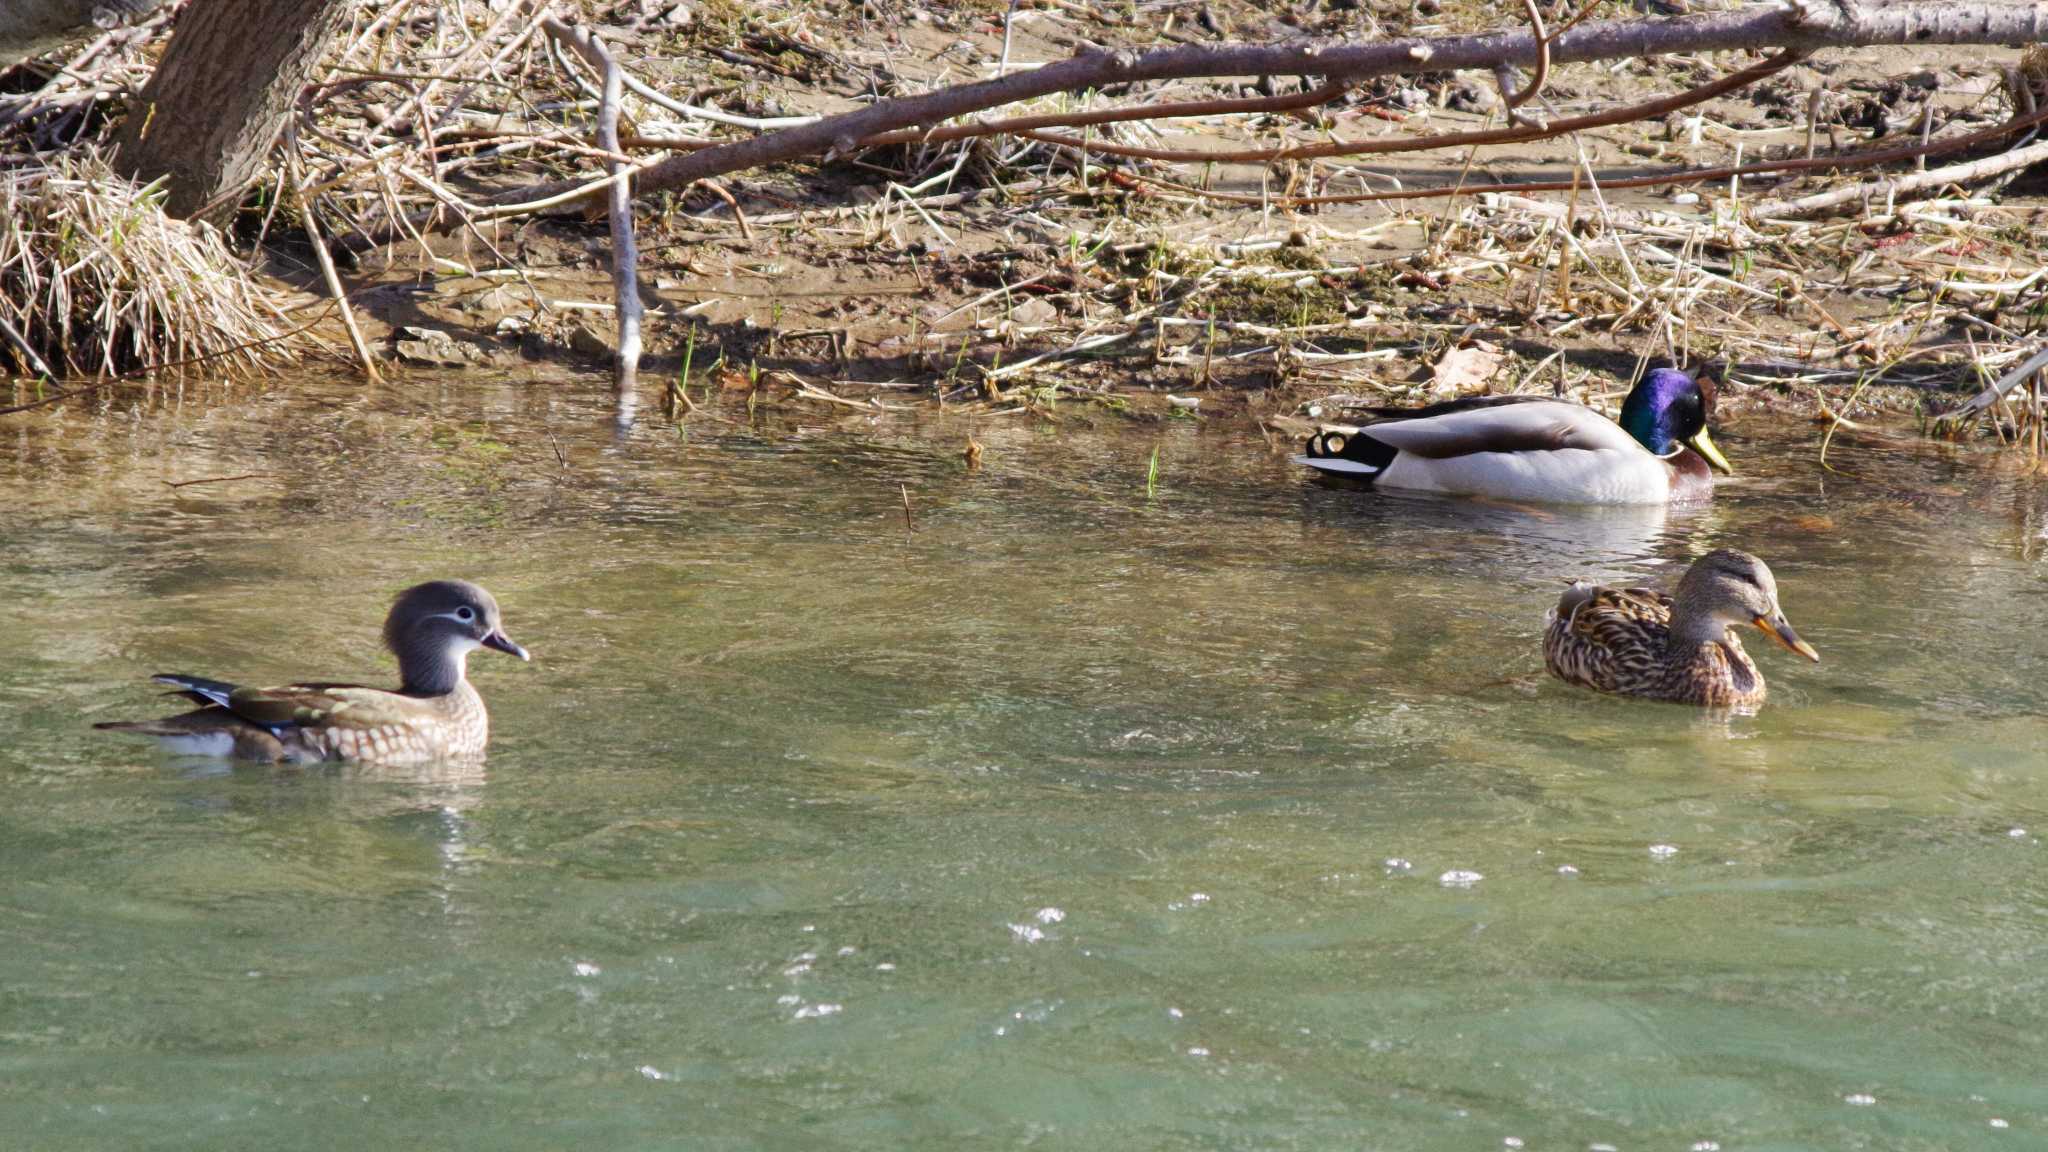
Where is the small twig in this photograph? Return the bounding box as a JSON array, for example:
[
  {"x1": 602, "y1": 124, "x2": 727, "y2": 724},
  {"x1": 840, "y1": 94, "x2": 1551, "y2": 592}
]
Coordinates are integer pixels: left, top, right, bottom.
[
  {"x1": 0, "y1": 309, "x2": 55, "y2": 381},
  {"x1": 164, "y1": 473, "x2": 275, "y2": 489},
  {"x1": 1501, "y1": 0, "x2": 1551, "y2": 121},
  {"x1": 285, "y1": 122, "x2": 379, "y2": 382},
  {"x1": 900, "y1": 483, "x2": 915, "y2": 532}
]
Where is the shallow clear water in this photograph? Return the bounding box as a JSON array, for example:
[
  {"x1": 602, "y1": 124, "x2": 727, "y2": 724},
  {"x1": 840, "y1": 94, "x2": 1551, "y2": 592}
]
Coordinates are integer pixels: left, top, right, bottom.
[{"x1": 3, "y1": 376, "x2": 2045, "y2": 1150}]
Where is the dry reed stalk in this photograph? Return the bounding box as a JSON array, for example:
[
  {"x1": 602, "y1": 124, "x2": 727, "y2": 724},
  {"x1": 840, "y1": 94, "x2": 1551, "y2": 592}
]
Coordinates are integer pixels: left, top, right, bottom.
[{"x1": 0, "y1": 154, "x2": 296, "y2": 380}]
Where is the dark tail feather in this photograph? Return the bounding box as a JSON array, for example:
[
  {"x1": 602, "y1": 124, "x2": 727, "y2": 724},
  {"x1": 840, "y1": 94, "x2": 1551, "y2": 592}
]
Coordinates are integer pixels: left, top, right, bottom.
[{"x1": 151, "y1": 674, "x2": 237, "y2": 708}]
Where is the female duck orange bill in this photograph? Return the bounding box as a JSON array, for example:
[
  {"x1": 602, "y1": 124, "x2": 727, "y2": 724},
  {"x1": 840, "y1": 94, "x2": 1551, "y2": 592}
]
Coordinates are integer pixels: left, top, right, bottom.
[
  {"x1": 95, "y1": 580, "x2": 529, "y2": 763},
  {"x1": 1295, "y1": 367, "x2": 1731, "y2": 504},
  {"x1": 1543, "y1": 549, "x2": 1819, "y2": 709}
]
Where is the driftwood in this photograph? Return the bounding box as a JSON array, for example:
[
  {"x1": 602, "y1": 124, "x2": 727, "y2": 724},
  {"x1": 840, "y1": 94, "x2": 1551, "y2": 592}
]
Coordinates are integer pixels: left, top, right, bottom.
[
  {"x1": 1938, "y1": 345, "x2": 2048, "y2": 422},
  {"x1": 1752, "y1": 135, "x2": 2048, "y2": 219},
  {"x1": 340, "y1": 0, "x2": 2048, "y2": 253},
  {"x1": 541, "y1": 17, "x2": 642, "y2": 409}
]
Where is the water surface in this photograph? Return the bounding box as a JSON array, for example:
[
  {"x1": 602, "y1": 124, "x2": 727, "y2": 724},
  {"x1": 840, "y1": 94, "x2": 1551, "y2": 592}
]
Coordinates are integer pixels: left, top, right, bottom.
[{"x1": 3, "y1": 376, "x2": 2045, "y2": 1150}]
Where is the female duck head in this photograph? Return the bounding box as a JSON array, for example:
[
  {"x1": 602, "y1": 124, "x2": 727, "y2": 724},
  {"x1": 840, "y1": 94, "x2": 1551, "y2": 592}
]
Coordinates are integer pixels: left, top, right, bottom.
[
  {"x1": 1617, "y1": 368, "x2": 1733, "y2": 474},
  {"x1": 384, "y1": 580, "x2": 529, "y2": 694},
  {"x1": 1668, "y1": 549, "x2": 1819, "y2": 661}
]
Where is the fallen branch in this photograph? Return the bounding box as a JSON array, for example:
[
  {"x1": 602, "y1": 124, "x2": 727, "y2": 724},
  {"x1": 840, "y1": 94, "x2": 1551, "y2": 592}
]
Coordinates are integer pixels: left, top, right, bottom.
[
  {"x1": 1751, "y1": 134, "x2": 2048, "y2": 219},
  {"x1": 541, "y1": 18, "x2": 642, "y2": 404},
  {"x1": 1937, "y1": 344, "x2": 2048, "y2": 423},
  {"x1": 1130, "y1": 89, "x2": 2048, "y2": 208}
]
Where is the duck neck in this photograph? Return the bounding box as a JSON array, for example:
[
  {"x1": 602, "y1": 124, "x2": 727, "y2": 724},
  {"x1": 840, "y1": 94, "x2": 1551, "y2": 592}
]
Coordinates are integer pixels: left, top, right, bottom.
[
  {"x1": 1666, "y1": 447, "x2": 1715, "y2": 500},
  {"x1": 1665, "y1": 604, "x2": 1733, "y2": 656},
  {"x1": 397, "y1": 637, "x2": 471, "y2": 696}
]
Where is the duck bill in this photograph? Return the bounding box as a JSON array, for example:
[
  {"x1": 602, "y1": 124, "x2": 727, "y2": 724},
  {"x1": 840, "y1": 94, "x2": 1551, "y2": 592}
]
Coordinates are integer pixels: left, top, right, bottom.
[
  {"x1": 482, "y1": 629, "x2": 530, "y2": 662},
  {"x1": 1753, "y1": 614, "x2": 1819, "y2": 662},
  {"x1": 1687, "y1": 427, "x2": 1734, "y2": 474}
]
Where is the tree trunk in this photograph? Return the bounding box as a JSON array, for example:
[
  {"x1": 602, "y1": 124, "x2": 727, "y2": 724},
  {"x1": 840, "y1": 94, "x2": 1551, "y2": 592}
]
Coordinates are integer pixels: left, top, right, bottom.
[{"x1": 112, "y1": 0, "x2": 350, "y2": 221}]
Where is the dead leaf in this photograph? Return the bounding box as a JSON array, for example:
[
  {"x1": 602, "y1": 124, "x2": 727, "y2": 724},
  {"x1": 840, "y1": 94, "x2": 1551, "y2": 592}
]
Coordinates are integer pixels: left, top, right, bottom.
[{"x1": 1430, "y1": 341, "x2": 1504, "y2": 398}]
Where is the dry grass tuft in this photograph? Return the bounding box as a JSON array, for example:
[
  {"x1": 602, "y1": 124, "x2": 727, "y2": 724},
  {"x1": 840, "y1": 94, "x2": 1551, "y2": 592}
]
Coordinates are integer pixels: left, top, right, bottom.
[{"x1": 0, "y1": 154, "x2": 297, "y2": 380}]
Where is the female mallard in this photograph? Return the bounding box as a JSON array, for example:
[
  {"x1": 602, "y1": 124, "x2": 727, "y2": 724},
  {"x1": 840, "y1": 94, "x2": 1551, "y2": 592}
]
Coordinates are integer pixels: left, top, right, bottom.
[
  {"x1": 1543, "y1": 549, "x2": 1819, "y2": 709},
  {"x1": 1295, "y1": 367, "x2": 1731, "y2": 504}
]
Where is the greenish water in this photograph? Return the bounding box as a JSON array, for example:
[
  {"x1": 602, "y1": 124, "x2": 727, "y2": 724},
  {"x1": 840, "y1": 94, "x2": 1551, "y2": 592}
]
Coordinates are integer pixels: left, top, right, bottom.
[{"x1": 2, "y1": 377, "x2": 2045, "y2": 1151}]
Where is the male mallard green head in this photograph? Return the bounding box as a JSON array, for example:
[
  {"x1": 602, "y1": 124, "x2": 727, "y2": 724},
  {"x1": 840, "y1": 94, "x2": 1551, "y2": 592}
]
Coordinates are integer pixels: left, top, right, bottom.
[
  {"x1": 385, "y1": 580, "x2": 528, "y2": 694},
  {"x1": 1617, "y1": 367, "x2": 1732, "y2": 474},
  {"x1": 1668, "y1": 549, "x2": 1818, "y2": 662}
]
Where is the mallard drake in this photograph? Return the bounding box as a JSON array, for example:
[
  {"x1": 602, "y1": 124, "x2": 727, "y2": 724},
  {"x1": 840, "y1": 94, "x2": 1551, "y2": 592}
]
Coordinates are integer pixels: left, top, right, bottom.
[
  {"x1": 1543, "y1": 549, "x2": 1818, "y2": 708},
  {"x1": 94, "y1": 580, "x2": 529, "y2": 764},
  {"x1": 1295, "y1": 367, "x2": 1731, "y2": 504}
]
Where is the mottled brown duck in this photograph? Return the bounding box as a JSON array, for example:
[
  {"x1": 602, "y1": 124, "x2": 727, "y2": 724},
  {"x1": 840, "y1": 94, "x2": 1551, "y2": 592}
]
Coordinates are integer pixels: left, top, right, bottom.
[{"x1": 1544, "y1": 549, "x2": 1818, "y2": 709}]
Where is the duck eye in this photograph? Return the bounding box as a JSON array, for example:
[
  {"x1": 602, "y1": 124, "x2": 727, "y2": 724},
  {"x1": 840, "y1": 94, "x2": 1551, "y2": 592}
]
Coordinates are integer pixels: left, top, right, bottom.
[{"x1": 455, "y1": 606, "x2": 475, "y2": 622}]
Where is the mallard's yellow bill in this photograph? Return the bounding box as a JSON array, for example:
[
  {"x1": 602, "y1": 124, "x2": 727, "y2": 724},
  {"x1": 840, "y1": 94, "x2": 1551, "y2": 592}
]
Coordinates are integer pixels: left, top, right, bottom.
[
  {"x1": 1688, "y1": 427, "x2": 1734, "y2": 474},
  {"x1": 1754, "y1": 614, "x2": 1820, "y2": 662}
]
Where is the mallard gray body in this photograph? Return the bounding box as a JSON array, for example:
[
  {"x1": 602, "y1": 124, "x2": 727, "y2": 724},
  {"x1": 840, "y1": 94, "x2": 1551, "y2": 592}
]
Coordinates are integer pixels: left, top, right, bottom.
[{"x1": 1296, "y1": 368, "x2": 1732, "y2": 505}]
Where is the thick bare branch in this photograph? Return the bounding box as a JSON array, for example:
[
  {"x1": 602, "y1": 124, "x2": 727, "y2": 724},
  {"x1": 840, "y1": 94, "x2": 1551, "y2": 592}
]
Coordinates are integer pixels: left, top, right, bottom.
[{"x1": 541, "y1": 18, "x2": 642, "y2": 408}]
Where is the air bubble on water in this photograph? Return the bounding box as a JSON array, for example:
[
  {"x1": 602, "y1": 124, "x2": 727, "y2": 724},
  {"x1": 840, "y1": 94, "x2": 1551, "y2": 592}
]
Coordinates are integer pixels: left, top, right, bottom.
[
  {"x1": 1844, "y1": 1093, "x2": 1876, "y2": 1106},
  {"x1": 1189, "y1": 893, "x2": 1210, "y2": 904},
  {"x1": 1557, "y1": 864, "x2": 1580, "y2": 876},
  {"x1": 776, "y1": 994, "x2": 801, "y2": 1006},
  {"x1": 783, "y1": 963, "x2": 812, "y2": 977},
  {"x1": 1168, "y1": 1007, "x2": 1185, "y2": 1019},
  {"x1": 1589, "y1": 1144, "x2": 1619, "y2": 1151},
  {"x1": 1691, "y1": 1142, "x2": 1720, "y2": 1152},
  {"x1": 1439, "y1": 870, "x2": 1483, "y2": 887},
  {"x1": 1649, "y1": 844, "x2": 1679, "y2": 859},
  {"x1": 801, "y1": 925, "x2": 816, "y2": 933},
  {"x1": 875, "y1": 962, "x2": 897, "y2": 972},
  {"x1": 837, "y1": 946, "x2": 857, "y2": 957},
  {"x1": 1009, "y1": 923, "x2": 1047, "y2": 943},
  {"x1": 1384, "y1": 858, "x2": 1414, "y2": 874},
  {"x1": 573, "y1": 962, "x2": 602, "y2": 977},
  {"x1": 638, "y1": 1066, "x2": 668, "y2": 1081},
  {"x1": 793, "y1": 1003, "x2": 842, "y2": 1019},
  {"x1": 1989, "y1": 1118, "x2": 2010, "y2": 1129},
  {"x1": 1503, "y1": 1138, "x2": 1524, "y2": 1149},
  {"x1": 1034, "y1": 907, "x2": 1065, "y2": 924},
  {"x1": 1187, "y1": 1046, "x2": 1210, "y2": 1057},
  {"x1": 2008, "y1": 827, "x2": 2028, "y2": 840},
  {"x1": 795, "y1": 952, "x2": 818, "y2": 963}
]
